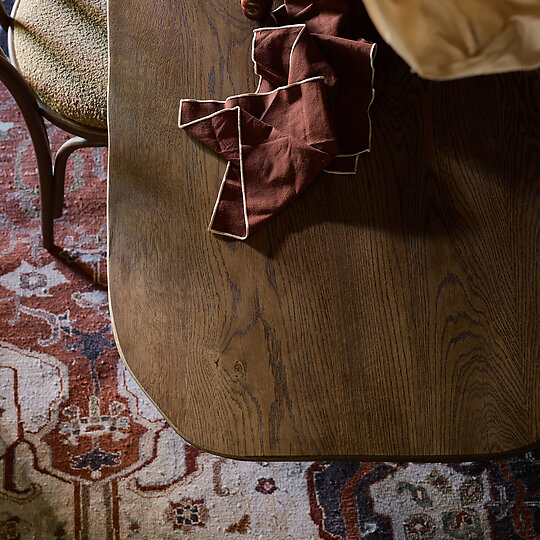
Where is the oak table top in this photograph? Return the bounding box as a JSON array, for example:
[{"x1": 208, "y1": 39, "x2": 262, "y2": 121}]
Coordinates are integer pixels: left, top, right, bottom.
[{"x1": 107, "y1": 0, "x2": 539, "y2": 460}]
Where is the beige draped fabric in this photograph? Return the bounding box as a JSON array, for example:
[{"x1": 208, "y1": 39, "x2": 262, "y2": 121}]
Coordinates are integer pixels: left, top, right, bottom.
[{"x1": 362, "y1": 0, "x2": 540, "y2": 79}]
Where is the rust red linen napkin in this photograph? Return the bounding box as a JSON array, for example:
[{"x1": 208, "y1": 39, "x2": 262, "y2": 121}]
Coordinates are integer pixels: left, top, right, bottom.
[{"x1": 179, "y1": 0, "x2": 377, "y2": 239}]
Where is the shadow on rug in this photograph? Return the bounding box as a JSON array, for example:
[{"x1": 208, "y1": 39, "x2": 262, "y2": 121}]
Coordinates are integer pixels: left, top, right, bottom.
[{"x1": 0, "y1": 83, "x2": 539, "y2": 540}]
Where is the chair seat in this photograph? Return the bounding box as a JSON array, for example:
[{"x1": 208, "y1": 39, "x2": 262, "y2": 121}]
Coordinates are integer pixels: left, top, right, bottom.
[{"x1": 11, "y1": 0, "x2": 107, "y2": 129}]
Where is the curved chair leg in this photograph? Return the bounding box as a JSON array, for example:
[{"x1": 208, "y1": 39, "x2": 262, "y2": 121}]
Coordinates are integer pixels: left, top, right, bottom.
[
  {"x1": 0, "y1": 52, "x2": 55, "y2": 250},
  {"x1": 53, "y1": 136, "x2": 107, "y2": 219}
]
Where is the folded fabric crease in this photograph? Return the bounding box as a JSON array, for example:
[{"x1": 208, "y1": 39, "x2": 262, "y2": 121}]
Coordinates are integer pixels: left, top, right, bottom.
[{"x1": 179, "y1": 0, "x2": 378, "y2": 239}]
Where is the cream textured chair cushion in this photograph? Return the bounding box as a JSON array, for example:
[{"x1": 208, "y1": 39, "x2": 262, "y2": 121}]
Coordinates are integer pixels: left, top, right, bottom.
[
  {"x1": 362, "y1": 0, "x2": 540, "y2": 80},
  {"x1": 12, "y1": 0, "x2": 107, "y2": 128}
]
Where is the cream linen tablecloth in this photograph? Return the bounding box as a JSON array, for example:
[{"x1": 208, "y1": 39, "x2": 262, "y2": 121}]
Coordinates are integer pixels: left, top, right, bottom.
[{"x1": 362, "y1": 0, "x2": 540, "y2": 79}]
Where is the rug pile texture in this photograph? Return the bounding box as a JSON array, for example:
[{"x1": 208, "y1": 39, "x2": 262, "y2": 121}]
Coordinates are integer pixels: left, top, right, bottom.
[{"x1": 0, "y1": 84, "x2": 539, "y2": 539}]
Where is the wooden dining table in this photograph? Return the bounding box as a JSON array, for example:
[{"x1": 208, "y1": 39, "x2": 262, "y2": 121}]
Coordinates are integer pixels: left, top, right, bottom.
[{"x1": 107, "y1": 0, "x2": 539, "y2": 460}]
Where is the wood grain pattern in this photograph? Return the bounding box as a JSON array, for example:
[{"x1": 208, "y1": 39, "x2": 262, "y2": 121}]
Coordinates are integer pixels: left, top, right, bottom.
[{"x1": 107, "y1": 0, "x2": 539, "y2": 459}]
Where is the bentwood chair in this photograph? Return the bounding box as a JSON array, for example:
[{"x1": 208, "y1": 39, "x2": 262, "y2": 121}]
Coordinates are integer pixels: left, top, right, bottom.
[{"x1": 0, "y1": 0, "x2": 107, "y2": 250}]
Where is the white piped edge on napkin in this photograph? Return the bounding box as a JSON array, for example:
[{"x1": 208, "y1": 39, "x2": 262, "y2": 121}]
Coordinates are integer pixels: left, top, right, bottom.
[{"x1": 179, "y1": 76, "x2": 326, "y2": 240}]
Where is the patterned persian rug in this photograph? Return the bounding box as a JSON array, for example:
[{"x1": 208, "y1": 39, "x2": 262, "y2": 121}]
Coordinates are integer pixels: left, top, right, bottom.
[{"x1": 0, "y1": 84, "x2": 539, "y2": 539}]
